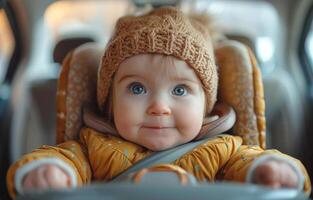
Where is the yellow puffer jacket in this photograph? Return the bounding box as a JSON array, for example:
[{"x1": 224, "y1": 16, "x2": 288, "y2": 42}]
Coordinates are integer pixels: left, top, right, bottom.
[{"x1": 7, "y1": 127, "x2": 311, "y2": 197}]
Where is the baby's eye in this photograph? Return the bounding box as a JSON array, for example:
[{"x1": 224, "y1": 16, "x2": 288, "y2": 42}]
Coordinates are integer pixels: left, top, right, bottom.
[
  {"x1": 129, "y1": 82, "x2": 146, "y2": 95},
  {"x1": 172, "y1": 85, "x2": 187, "y2": 96}
]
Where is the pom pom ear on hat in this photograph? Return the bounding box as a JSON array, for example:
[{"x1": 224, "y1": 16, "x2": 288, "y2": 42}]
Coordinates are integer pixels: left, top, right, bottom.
[{"x1": 97, "y1": 7, "x2": 218, "y2": 115}]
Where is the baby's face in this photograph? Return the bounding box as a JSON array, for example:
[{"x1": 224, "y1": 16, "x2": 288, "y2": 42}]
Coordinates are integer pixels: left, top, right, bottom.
[{"x1": 112, "y1": 54, "x2": 205, "y2": 151}]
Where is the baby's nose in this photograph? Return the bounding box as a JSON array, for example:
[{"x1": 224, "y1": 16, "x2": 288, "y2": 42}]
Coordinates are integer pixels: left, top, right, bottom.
[{"x1": 147, "y1": 100, "x2": 171, "y2": 116}]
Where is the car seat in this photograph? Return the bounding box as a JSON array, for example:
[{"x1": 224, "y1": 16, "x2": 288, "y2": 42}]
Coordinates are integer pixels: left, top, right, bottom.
[
  {"x1": 17, "y1": 39, "x2": 310, "y2": 200},
  {"x1": 55, "y1": 39, "x2": 266, "y2": 148}
]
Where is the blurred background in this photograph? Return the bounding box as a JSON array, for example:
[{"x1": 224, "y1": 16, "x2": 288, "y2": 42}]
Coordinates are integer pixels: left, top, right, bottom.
[{"x1": 1, "y1": 0, "x2": 313, "y2": 199}]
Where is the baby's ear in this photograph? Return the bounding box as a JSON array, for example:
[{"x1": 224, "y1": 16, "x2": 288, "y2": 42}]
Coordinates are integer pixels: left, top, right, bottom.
[{"x1": 195, "y1": 103, "x2": 236, "y2": 140}]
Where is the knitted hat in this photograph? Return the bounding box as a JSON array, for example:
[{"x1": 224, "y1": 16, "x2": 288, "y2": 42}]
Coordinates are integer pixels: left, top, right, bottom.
[{"x1": 97, "y1": 7, "x2": 218, "y2": 114}]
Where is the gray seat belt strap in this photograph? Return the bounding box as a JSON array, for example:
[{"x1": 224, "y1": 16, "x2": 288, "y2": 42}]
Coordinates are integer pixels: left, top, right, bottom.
[{"x1": 112, "y1": 137, "x2": 211, "y2": 182}]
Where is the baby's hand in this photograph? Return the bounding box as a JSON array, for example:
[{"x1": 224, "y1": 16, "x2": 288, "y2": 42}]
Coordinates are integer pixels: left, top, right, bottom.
[
  {"x1": 253, "y1": 160, "x2": 299, "y2": 189},
  {"x1": 22, "y1": 164, "x2": 72, "y2": 192}
]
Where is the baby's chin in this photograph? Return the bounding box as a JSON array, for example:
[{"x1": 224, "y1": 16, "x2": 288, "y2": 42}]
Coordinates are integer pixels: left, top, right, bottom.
[{"x1": 142, "y1": 140, "x2": 181, "y2": 151}]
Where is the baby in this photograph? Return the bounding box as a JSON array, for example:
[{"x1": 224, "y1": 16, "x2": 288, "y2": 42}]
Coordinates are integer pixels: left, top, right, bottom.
[{"x1": 7, "y1": 7, "x2": 311, "y2": 198}]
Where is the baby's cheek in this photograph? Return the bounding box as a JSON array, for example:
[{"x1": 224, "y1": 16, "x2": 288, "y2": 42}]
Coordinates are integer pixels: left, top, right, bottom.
[
  {"x1": 115, "y1": 111, "x2": 134, "y2": 132},
  {"x1": 188, "y1": 114, "x2": 203, "y2": 133},
  {"x1": 178, "y1": 108, "x2": 203, "y2": 136},
  {"x1": 114, "y1": 101, "x2": 143, "y2": 135}
]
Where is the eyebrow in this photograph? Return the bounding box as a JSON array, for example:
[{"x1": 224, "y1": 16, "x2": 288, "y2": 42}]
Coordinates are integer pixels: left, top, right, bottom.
[
  {"x1": 116, "y1": 74, "x2": 143, "y2": 84},
  {"x1": 117, "y1": 74, "x2": 201, "y2": 85},
  {"x1": 171, "y1": 77, "x2": 200, "y2": 85}
]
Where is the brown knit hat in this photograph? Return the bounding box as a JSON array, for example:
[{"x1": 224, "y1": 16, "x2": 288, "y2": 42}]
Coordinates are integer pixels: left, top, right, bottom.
[{"x1": 97, "y1": 7, "x2": 218, "y2": 114}]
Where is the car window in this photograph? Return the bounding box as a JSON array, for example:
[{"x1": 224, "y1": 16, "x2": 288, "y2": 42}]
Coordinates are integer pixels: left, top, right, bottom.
[
  {"x1": 303, "y1": 12, "x2": 313, "y2": 82},
  {"x1": 44, "y1": 0, "x2": 133, "y2": 44},
  {"x1": 181, "y1": 0, "x2": 279, "y2": 74},
  {"x1": 43, "y1": 0, "x2": 279, "y2": 75},
  {"x1": 0, "y1": 8, "x2": 15, "y2": 83}
]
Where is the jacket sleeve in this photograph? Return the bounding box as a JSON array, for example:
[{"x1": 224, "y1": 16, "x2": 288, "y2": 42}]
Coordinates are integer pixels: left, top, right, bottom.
[
  {"x1": 6, "y1": 140, "x2": 92, "y2": 198},
  {"x1": 219, "y1": 145, "x2": 311, "y2": 195}
]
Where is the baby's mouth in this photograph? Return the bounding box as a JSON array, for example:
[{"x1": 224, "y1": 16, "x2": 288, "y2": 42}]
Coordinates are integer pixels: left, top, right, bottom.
[
  {"x1": 142, "y1": 126, "x2": 172, "y2": 129},
  {"x1": 141, "y1": 123, "x2": 176, "y2": 132},
  {"x1": 142, "y1": 119, "x2": 175, "y2": 130}
]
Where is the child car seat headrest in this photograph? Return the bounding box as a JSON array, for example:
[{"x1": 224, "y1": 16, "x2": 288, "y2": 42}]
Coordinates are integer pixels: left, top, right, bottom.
[
  {"x1": 53, "y1": 37, "x2": 95, "y2": 64},
  {"x1": 215, "y1": 40, "x2": 265, "y2": 149}
]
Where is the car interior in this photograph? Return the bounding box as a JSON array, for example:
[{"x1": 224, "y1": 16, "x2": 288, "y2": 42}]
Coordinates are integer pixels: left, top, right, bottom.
[{"x1": 1, "y1": 0, "x2": 313, "y2": 199}]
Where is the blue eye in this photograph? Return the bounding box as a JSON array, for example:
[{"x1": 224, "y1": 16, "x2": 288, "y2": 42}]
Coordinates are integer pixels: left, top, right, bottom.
[
  {"x1": 172, "y1": 85, "x2": 187, "y2": 96},
  {"x1": 129, "y1": 82, "x2": 146, "y2": 95}
]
